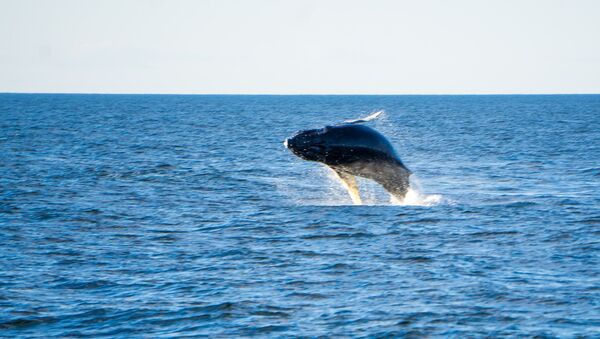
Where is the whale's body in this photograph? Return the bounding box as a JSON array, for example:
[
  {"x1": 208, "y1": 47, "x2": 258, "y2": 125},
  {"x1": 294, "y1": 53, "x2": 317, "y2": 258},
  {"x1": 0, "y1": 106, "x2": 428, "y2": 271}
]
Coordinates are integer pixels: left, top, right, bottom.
[{"x1": 285, "y1": 117, "x2": 411, "y2": 204}]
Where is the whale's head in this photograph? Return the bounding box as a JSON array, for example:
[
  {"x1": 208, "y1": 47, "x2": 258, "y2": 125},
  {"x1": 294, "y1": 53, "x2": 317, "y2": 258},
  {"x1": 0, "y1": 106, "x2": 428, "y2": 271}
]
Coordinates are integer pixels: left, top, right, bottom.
[{"x1": 284, "y1": 126, "x2": 331, "y2": 162}]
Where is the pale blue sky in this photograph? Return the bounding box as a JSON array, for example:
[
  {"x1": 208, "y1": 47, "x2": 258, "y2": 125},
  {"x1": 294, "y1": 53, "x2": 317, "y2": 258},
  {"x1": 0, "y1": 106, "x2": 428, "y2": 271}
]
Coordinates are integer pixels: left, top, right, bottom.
[{"x1": 1, "y1": 0, "x2": 599, "y2": 94}]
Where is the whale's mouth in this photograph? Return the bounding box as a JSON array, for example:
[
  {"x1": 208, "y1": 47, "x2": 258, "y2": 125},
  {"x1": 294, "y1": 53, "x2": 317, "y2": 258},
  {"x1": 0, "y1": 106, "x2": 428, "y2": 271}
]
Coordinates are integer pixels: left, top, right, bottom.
[
  {"x1": 294, "y1": 145, "x2": 323, "y2": 160},
  {"x1": 290, "y1": 145, "x2": 322, "y2": 159},
  {"x1": 304, "y1": 145, "x2": 324, "y2": 155}
]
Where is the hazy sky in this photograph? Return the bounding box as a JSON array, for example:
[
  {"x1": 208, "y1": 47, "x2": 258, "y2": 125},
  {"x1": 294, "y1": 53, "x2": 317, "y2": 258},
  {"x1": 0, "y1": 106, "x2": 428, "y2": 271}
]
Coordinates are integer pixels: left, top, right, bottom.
[{"x1": 1, "y1": 0, "x2": 599, "y2": 94}]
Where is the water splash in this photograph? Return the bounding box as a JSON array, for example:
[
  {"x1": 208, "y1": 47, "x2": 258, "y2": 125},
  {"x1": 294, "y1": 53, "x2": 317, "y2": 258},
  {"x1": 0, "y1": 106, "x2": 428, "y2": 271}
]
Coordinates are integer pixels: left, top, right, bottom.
[
  {"x1": 282, "y1": 166, "x2": 445, "y2": 206},
  {"x1": 390, "y1": 187, "x2": 443, "y2": 206},
  {"x1": 389, "y1": 176, "x2": 444, "y2": 206}
]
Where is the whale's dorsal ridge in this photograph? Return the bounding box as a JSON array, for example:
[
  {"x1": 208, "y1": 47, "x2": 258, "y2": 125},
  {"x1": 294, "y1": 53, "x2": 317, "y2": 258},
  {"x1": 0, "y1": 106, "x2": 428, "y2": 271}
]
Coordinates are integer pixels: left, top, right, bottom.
[{"x1": 343, "y1": 110, "x2": 384, "y2": 124}]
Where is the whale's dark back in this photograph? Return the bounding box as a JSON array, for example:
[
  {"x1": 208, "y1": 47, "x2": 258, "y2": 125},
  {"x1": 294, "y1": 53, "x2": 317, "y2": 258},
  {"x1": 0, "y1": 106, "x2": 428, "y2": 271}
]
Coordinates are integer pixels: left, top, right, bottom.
[
  {"x1": 321, "y1": 124, "x2": 400, "y2": 161},
  {"x1": 288, "y1": 123, "x2": 407, "y2": 168}
]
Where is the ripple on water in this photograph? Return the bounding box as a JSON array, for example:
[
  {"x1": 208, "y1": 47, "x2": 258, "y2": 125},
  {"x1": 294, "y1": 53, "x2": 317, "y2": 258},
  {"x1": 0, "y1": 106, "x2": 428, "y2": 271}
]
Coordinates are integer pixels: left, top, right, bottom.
[{"x1": 1, "y1": 94, "x2": 599, "y2": 337}]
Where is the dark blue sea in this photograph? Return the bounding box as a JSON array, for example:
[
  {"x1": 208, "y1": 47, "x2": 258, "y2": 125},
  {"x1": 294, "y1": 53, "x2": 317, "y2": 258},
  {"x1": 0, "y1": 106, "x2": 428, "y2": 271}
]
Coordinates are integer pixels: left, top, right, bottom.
[{"x1": 1, "y1": 94, "x2": 599, "y2": 337}]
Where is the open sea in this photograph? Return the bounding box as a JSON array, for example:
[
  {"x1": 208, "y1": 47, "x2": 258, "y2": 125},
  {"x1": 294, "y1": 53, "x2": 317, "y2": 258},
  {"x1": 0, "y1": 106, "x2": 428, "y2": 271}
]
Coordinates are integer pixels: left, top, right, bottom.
[{"x1": 1, "y1": 93, "x2": 599, "y2": 337}]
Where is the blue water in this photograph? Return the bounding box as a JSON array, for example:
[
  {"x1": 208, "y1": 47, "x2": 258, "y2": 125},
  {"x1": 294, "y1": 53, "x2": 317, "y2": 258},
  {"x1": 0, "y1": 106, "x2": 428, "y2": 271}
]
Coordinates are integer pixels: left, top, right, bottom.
[{"x1": 1, "y1": 94, "x2": 599, "y2": 337}]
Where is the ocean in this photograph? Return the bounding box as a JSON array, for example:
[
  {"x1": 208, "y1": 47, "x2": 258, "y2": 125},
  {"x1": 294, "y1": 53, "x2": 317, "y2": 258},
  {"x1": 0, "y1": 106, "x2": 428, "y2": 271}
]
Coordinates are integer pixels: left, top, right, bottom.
[{"x1": 1, "y1": 94, "x2": 599, "y2": 337}]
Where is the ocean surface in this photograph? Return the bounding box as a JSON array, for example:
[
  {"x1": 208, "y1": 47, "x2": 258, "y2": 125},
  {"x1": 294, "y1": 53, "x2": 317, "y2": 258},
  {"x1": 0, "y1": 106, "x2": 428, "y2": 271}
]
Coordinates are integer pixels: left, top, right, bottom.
[{"x1": 1, "y1": 94, "x2": 599, "y2": 337}]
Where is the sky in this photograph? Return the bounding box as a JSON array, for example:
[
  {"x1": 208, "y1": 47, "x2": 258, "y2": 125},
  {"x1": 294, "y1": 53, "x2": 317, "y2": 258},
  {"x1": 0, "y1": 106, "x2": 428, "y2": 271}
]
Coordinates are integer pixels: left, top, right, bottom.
[{"x1": 0, "y1": 0, "x2": 599, "y2": 94}]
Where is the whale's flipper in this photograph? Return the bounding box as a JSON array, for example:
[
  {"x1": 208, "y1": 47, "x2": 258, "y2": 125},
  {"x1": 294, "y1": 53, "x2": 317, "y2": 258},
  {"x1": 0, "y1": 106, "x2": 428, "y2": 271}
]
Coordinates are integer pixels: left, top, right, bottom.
[
  {"x1": 331, "y1": 168, "x2": 362, "y2": 205},
  {"x1": 378, "y1": 164, "x2": 411, "y2": 202},
  {"x1": 344, "y1": 110, "x2": 384, "y2": 124}
]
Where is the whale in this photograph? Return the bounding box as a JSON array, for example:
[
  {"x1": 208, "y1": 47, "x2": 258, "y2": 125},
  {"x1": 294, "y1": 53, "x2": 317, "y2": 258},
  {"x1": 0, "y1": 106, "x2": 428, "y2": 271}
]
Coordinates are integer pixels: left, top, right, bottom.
[{"x1": 284, "y1": 111, "x2": 411, "y2": 204}]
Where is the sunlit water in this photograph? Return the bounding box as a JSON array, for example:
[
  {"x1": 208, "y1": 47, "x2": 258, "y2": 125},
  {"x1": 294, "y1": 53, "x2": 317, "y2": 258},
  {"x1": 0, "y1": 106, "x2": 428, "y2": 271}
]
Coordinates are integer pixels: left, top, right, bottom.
[{"x1": 1, "y1": 94, "x2": 599, "y2": 337}]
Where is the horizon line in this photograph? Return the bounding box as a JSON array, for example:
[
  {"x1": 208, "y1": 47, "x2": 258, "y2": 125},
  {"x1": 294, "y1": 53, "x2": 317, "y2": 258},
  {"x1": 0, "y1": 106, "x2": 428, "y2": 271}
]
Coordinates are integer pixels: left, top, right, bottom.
[{"x1": 1, "y1": 91, "x2": 600, "y2": 96}]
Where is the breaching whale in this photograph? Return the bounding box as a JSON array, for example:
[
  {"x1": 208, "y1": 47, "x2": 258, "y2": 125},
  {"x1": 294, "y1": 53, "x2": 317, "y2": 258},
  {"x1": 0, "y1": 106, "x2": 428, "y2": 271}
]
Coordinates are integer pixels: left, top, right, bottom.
[{"x1": 284, "y1": 111, "x2": 411, "y2": 204}]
